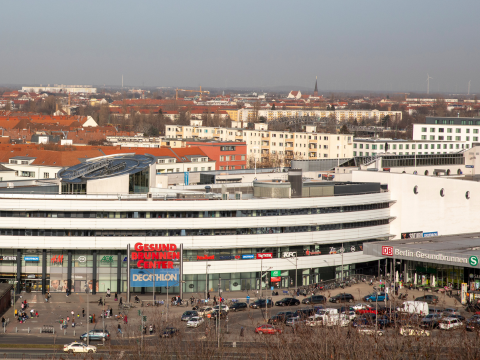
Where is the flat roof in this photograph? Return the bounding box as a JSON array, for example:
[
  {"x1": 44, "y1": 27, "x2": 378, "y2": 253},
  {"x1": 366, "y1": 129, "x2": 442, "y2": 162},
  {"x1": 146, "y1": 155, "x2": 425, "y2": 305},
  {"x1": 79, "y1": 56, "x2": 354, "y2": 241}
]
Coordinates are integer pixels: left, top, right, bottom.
[
  {"x1": 363, "y1": 232, "x2": 480, "y2": 269},
  {"x1": 354, "y1": 138, "x2": 466, "y2": 143}
]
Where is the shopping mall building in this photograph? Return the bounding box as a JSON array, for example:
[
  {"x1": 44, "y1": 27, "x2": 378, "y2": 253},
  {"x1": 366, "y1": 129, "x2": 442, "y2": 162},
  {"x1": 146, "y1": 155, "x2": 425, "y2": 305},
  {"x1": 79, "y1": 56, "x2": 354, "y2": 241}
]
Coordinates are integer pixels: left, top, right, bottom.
[
  {"x1": 0, "y1": 153, "x2": 394, "y2": 295},
  {"x1": 3, "y1": 150, "x2": 480, "y2": 296}
]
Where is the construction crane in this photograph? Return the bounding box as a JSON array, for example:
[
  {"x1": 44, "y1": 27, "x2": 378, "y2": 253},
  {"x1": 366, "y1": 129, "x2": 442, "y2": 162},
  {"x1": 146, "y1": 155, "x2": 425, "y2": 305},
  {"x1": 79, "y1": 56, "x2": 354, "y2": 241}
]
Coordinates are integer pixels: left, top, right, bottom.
[{"x1": 175, "y1": 86, "x2": 210, "y2": 100}]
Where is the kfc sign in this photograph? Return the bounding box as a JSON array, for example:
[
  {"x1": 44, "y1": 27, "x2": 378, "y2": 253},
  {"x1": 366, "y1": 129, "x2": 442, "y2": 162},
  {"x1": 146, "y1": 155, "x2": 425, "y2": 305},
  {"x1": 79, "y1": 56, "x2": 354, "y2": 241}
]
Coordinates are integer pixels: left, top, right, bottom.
[
  {"x1": 282, "y1": 252, "x2": 296, "y2": 258},
  {"x1": 382, "y1": 246, "x2": 393, "y2": 256},
  {"x1": 256, "y1": 253, "x2": 273, "y2": 259}
]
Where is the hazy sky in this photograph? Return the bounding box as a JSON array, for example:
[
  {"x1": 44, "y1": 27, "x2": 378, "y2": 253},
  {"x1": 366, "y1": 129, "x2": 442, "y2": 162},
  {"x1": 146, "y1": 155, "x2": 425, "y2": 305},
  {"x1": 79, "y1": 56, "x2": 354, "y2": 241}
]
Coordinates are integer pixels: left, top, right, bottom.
[{"x1": 1, "y1": 0, "x2": 479, "y2": 93}]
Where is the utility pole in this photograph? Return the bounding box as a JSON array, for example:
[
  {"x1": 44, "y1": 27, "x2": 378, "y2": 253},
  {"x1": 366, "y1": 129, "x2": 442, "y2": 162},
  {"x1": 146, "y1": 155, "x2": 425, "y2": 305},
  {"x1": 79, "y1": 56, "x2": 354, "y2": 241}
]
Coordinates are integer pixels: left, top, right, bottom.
[
  {"x1": 205, "y1": 253, "x2": 209, "y2": 302},
  {"x1": 218, "y1": 276, "x2": 221, "y2": 348},
  {"x1": 166, "y1": 278, "x2": 169, "y2": 323},
  {"x1": 87, "y1": 281, "x2": 89, "y2": 346}
]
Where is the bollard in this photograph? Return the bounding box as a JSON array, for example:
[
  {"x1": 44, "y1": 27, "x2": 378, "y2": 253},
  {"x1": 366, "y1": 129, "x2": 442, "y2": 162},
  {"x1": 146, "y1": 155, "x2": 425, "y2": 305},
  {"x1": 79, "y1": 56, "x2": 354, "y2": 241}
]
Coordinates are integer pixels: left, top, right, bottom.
[
  {"x1": 28, "y1": 327, "x2": 30, "y2": 333},
  {"x1": 40, "y1": 328, "x2": 41, "y2": 334},
  {"x1": 64, "y1": 330, "x2": 66, "y2": 335},
  {"x1": 53, "y1": 328, "x2": 55, "y2": 334},
  {"x1": 233, "y1": 342, "x2": 236, "y2": 348},
  {"x1": 74, "y1": 330, "x2": 75, "y2": 336},
  {"x1": 15, "y1": 327, "x2": 18, "y2": 333}
]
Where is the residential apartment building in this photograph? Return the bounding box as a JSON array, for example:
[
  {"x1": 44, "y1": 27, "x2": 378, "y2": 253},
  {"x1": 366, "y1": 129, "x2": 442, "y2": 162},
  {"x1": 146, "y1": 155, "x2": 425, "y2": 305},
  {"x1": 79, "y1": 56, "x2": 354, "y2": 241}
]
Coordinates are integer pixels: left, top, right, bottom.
[
  {"x1": 237, "y1": 109, "x2": 402, "y2": 123},
  {"x1": 185, "y1": 141, "x2": 247, "y2": 170},
  {"x1": 353, "y1": 138, "x2": 469, "y2": 157},
  {"x1": 166, "y1": 122, "x2": 354, "y2": 166},
  {"x1": 412, "y1": 117, "x2": 480, "y2": 149},
  {"x1": 106, "y1": 135, "x2": 186, "y2": 148}
]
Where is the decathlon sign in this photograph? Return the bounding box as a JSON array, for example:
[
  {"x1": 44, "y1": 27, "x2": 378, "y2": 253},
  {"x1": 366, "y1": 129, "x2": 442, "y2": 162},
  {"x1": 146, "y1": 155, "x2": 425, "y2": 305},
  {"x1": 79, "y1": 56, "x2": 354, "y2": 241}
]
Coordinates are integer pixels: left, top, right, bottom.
[{"x1": 130, "y1": 268, "x2": 180, "y2": 287}]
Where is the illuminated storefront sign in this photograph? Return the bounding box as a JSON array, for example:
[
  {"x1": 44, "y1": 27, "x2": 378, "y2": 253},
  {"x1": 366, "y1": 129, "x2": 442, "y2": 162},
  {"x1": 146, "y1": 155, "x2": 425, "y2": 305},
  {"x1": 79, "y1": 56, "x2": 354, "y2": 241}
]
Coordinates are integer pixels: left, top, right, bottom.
[
  {"x1": 256, "y1": 253, "x2": 273, "y2": 259},
  {"x1": 131, "y1": 268, "x2": 180, "y2": 287},
  {"x1": 131, "y1": 242, "x2": 179, "y2": 269},
  {"x1": 242, "y1": 254, "x2": 254, "y2": 259},
  {"x1": 51, "y1": 255, "x2": 64, "y2": 264},
  {"x1": 197, "y1": 255, "x2": 215, "y2": 261},
  {"x1": 24, "y1": 256, "x2": 39, "y2": 261}
]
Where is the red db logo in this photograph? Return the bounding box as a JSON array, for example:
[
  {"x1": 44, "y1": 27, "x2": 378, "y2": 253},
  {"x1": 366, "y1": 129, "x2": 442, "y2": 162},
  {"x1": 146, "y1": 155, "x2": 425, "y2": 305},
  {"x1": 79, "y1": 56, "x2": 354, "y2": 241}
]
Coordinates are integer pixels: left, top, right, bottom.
[{"x1": 382, "y1": 246, "x2": 393, "y2": 256}]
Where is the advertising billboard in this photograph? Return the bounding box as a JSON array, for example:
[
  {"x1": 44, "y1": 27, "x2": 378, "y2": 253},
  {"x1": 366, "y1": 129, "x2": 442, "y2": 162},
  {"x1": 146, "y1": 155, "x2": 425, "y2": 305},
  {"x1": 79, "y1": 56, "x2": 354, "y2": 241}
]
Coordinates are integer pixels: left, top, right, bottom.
[{"x1": 130, "y1": 268, "x2": 180, "y2": 287}]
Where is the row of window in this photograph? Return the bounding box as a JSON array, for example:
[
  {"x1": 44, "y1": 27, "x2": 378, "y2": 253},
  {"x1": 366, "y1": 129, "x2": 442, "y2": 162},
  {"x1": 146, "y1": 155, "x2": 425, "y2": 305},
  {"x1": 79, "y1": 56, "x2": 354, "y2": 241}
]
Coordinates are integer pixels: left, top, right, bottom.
[
  {"x1": 355, "y1": 151, "x2": 459, "y2": 157},
  {"x1": 432, "y1": 119, "x2": 480, "y2": 125},
  {"x1": 219, "y1": 155, "x2": 245, "y2": 161},
  {"x1": 0, "y1": 219, "x2": 390, "y2": 237},
  {"x1": 421, "y1": 135, "x2": 472, "y2": 142},
  {"x1": 0, "y1": 203, "x2": 390, "y2": 219},
  {"x1": 422, "y1": 127, "x2": 477, "y2": 133},
  {"x1": 355, "y1": 143, "x2": 466, "y2": 150}
]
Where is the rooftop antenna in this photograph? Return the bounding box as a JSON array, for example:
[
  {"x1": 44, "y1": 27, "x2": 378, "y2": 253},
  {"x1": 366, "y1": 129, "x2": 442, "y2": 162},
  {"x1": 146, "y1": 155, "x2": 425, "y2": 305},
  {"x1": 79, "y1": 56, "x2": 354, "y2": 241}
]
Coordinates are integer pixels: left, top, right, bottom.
[
  {"x1": 426, "y1": 74, "x2": 433, "y2": 95},
  {"x1": 468, "y1": 80, "x2": 471, "y2": 96}
]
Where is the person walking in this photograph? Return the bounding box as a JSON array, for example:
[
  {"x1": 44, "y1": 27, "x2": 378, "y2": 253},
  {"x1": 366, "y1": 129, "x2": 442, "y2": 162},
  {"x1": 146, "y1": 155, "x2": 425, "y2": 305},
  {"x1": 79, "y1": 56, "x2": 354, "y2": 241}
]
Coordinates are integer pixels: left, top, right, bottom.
[
  {"x1": 117, "y1": 323, "x2": 122, "y2": 334},
  {"x1": 149, "y1": 324, "x2": 153, "y2": 335},
  {"x1": 82, "y1": 308, "x2": 85, "y2": 317},
  {"x1": 107, "y1": 289, "x2": 111, "y2": 298},
  {"x1": 124, "y1": 315, "x2": 128, "y2": 325},
  {"x1": 71, "y1": 310, "x2": 74, "y2": 318}
]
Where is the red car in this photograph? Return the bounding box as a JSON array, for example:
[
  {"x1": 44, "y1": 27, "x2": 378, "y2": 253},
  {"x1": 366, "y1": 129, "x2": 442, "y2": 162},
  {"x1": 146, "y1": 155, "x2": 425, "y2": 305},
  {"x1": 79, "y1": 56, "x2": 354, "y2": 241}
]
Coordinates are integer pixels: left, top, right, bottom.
[
  {"x1": 356, "y1": 308, "x2": 377, "y2": 315},
  {"x1": 255, "y1": 324, "x2": 282, "y2": 335}
]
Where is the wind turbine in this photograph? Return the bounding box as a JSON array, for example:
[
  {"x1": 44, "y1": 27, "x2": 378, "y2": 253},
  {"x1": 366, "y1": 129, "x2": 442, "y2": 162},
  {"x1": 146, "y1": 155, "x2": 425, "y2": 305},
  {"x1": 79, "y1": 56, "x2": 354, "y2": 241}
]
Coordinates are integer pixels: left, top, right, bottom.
[
  {"x1": 426, "y1": 74, "x2": 433, "y2": 95},
  {"x1": 468, "y1": 80, "x2": 471, "y2": 95}
]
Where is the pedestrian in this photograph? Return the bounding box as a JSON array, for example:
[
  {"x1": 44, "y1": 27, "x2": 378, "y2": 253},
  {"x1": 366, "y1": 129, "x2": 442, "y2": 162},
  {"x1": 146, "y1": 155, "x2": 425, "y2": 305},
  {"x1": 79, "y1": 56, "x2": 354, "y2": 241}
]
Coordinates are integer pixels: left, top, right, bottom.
[
  {"x1": 149, "y1": 324, "x2": 153, "y2": 335},
  {"x1": 35, "y1": 311, "x2": 38, "y2": 318},
  {"x1": 114, "y1": 292, "x2": 118, "y2": 301},
  {"x1": 143, "y1": 324, "x2": 147, "y2": 334},
  {"x1": 119, "y1": 297, "x2": 123, "y2": 305},
  {"x1": 107, "y1": 288, "x2": 111, "y2": 298},
  {"x1": 93, "y1": 314, "x2": 96, "y2": 323},
  {"x1": 124, "y1": 315, "x2": 128, "y2": 324},
  {"x1": 72, "y1": 319, "x2": 75, "y2": 327},
  {"x1": 82, "y1": 308, "x2": 85, "y2": 317},
  {"x1": 207, "y1": 292, "x2": 210, "y2": 300},
  {"x1": 45, "y1": 293, "x2": 48, "y2": 303},
  {"x1": 21, "y1": 303, "x2": 24, "y2": 311},
  {"x1": 118, "y1": 324, "x2": 122, "y2": 334},
  {"x1": 67, "y1": 316, "x2": 70, "y2": 323},
  {"x1": 71, "y1": 310, "x2": 74, "y2": 318},
  {"x1": 213, "y1": 296, "x2": 216, "y2": 305}
]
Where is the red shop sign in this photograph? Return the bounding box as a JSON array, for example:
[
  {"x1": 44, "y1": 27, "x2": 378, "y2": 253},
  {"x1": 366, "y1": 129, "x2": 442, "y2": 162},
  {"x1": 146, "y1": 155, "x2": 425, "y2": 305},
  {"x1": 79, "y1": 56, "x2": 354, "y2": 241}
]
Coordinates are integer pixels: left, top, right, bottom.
[{"x1": 256, "y1": 253, "x2": 273, "y2": 259}]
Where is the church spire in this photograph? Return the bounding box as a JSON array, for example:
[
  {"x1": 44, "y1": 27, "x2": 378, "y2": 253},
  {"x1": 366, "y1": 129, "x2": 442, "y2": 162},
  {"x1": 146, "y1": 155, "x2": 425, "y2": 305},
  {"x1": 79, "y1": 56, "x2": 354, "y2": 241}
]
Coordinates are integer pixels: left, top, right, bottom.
[{"x1": 313, "y1": 76, "x2": 318, "y2": 97}]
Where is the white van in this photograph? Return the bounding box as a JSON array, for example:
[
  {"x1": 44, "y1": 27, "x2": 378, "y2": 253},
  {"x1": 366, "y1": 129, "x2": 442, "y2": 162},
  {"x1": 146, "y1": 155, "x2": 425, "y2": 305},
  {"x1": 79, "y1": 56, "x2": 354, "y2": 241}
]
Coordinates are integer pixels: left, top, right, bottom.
[{"x1": 397, "y1": 301, "x2": 429, "y2": 315}]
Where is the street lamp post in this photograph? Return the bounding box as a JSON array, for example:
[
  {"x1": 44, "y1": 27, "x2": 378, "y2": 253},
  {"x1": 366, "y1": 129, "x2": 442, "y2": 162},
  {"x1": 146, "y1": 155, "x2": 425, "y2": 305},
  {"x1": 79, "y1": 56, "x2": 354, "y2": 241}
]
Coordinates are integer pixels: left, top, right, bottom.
[
  {"x1": 205, "y1": 253, "x2": 210, "y2": 303},
  {"x1": 217, "y1": 276, "x2": 221, "y2": 348}
]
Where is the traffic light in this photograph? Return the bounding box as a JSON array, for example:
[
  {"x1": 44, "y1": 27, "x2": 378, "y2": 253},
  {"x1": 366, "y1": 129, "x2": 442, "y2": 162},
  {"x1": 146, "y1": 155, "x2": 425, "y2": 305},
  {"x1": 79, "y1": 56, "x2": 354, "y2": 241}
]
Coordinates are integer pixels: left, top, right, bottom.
[{"x1": 143, "y1": 316, "x2": 147, "y2": 322}]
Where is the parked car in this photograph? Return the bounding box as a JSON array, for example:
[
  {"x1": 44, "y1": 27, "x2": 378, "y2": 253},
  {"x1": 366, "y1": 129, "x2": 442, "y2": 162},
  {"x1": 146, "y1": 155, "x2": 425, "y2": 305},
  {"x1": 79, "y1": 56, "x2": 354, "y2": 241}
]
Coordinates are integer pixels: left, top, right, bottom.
[
  {"x1": 79, "y1": 329, "x2": 110, "y2": 341},
  {"x1": 352, "y1": 316, "x2": 375, "y2": 328},
  {"x1": 213, "y1": 304, "x2": 229, "y2": 312},
  {"x1": 269, "y1": 311, "x2": 295, "y2": 324},
  {"x1": 376, "y1": 315, "x2": 394, "y2": 329},
  {"x1": 275, "y1": 298, "x2": 300, "y2": 306},
  {"x1": 356, "y1": 308, "x2": 377, "y2": 315},
  {"x1": 197, "y1": 307, "x2": 214, "y2": 317},
  {"x1": 160, "y1": 327, "x2": 179, "y2": 338},
  {"x1": 364, "y1": 292, "x2": 389, "y2": 302},
  {"x1": 420, "y1": 314, "x2": 442, "y2": 329},
  {"x1": 186, "y1": 317, "x2": 205, "y2": 328},
  {"x1": 443, "y1": 308, "x2": 461, "y2": 316},
  {"x1": 285, "y1": 316, "x2": 305, "y2": 327},
  {"x1": 230, "y1": 302, "x2": 248, "y2": 312},
  {"x1": 294, "y1": 308, "x2": 316, "y2": 319},
  {"x1": 181, "y1": 311, "x2": 198, "y2": 321},
  {"x1": 399, "y1": 326, "x2": 430, "y2": 337},
  {"x1": 466, "y1": 316, "x2": 480, "y2": 331},
  {"x1": 415, "y1": 295, "x2": 438, "y2": 304},
  {"x1": 352, "y1": 303, "x2": 370, "y2": 311},
  {"x1": 64, "y1": 342, "x2": 96, "y2": 354},
  {"x1": 447, "y1": 314, "x2": 465, "y2": 321},
  {"x1": 438, "y1": 317, "x2": 463, "y2": 330},
  {"x1": 329, "y1": 293, "x2": 354, "y2": 303},
  {"x1": 255, "y1": 324, "x2": 282, "y2": 335},
  {"x1": 302, "y1": 295, "x2": 326, "y2": 305},
  {"x1": 250, "y1": 299, "x2": 273, "y2": 309},
  {"x1": 356, "y1": 325, "x2": 384, "y2": 336}
]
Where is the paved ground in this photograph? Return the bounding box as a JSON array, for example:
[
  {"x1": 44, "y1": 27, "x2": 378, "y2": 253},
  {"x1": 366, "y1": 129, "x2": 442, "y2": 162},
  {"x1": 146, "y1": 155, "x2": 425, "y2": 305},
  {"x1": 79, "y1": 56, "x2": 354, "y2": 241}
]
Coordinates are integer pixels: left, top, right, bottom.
[{"x1": 0, "y1": 281, "x2": 466, "y2": 344}]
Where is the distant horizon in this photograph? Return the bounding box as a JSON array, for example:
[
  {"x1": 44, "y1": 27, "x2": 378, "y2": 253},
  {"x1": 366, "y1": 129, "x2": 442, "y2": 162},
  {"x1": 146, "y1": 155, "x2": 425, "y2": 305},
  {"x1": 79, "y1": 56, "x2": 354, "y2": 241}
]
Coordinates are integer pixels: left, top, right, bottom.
[{"x1": 1, "y1": 83, "x2": 476, "y2": 97}]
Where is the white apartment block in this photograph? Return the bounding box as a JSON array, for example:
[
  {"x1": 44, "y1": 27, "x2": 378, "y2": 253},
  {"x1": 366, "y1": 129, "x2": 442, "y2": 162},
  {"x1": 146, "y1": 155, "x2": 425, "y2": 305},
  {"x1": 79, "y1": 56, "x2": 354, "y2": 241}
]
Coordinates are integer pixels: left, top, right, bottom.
[
  {"x1": 412, "y1": 117, "x2": 480, "y2": 149},
  {"x1": 237, "y1": 109, "x2": 402, "y2": 123},
  {"x1": 21, "y1": 85, "x2": 97, "y2": 94},
  {"x1": 165, "y1": 122, "x2": 353, "y2": 164},
  {"x1": 353, "y1": 138, "x2": 469, "y2": 157}
]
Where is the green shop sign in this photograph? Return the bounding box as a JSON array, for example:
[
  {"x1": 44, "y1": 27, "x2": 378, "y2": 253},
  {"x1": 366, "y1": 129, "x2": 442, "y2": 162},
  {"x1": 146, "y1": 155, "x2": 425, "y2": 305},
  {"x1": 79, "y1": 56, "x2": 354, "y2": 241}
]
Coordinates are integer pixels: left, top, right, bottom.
[
  {"x1": 100, "y1": 256, "x2": 114, "y2": 263},
  {"x1": 271, "y1": 270, "x2": 281, "y2": 277},
  {"x1": 469, "y1": 256, "x2": 479, "y2": 267}
]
